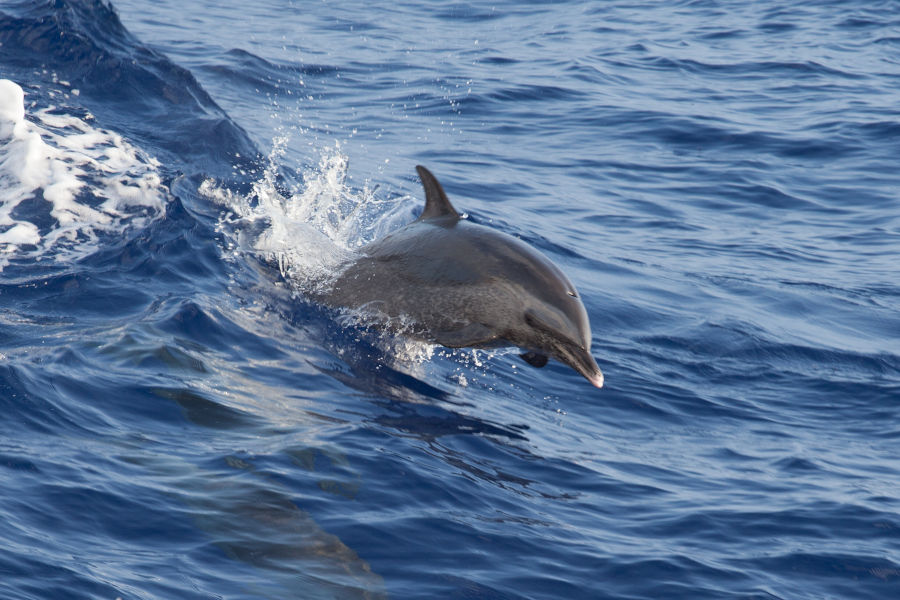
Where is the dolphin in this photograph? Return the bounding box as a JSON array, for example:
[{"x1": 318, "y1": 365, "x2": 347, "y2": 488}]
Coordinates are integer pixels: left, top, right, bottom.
[{"x1": 319, "y1": 166, "x2": 604, "y2": 388}]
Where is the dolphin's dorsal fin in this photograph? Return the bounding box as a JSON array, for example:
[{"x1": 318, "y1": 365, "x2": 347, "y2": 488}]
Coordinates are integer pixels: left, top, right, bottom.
[{"x1": 415, "y1": 165, "x2": 459, "y2": 221}]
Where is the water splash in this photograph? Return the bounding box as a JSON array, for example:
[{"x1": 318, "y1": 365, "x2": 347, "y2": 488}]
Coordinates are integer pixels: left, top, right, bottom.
[
  {"x1": 204, "y1": 137, "x2": 412, "y2": 294},
  {"x1": 0, "y1": 79, "x2": 166, "y2": 271}
]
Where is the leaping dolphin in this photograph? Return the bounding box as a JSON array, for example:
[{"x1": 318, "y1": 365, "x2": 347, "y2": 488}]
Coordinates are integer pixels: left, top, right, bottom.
[{"x1": 319, "y1": 166, "x2": 604, "y2": 388}]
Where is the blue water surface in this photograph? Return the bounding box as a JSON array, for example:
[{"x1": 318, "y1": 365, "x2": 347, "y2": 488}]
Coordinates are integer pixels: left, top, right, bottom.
[{"x1": 1, "y1": 1, "x2": 899, "y2": 599}]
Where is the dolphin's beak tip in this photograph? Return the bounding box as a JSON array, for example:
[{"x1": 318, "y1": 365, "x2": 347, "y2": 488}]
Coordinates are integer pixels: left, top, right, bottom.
[{"x1": 568, "y1": 348, "x2": 604, "y2": 389}]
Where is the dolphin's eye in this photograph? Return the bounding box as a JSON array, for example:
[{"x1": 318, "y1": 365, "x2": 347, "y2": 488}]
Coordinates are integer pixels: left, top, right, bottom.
[{"x1": 567, "y1": 291, "x2": 577, "y2": 297}]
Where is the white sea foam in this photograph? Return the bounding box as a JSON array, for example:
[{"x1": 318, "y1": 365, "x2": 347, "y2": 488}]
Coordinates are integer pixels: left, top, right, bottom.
[{"x1": 0, "y1": 79, "x2": 166, "y2": 271}]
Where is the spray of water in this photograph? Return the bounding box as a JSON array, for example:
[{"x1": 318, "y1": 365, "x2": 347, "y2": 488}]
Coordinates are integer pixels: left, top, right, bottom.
[{"x1": 202, "y1": 137, "x2": 411, "y2": 294}]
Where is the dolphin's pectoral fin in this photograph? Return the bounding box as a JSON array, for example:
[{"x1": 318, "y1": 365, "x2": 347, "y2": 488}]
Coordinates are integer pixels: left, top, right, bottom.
[
  {"x1": 415, "y1": 166, "x2": 460, "y2": 221},
  {"x1": 432, "y1": 323, "x2": 497, "y2": 348},
  {"x1": 520, "y1": 352, "x2": 548, "y2": 368}
]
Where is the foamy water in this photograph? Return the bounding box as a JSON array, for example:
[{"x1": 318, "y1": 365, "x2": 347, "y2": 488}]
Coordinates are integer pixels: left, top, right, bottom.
[{"x1": 0, "y1": 79, "x2": 166, "y2": 271}]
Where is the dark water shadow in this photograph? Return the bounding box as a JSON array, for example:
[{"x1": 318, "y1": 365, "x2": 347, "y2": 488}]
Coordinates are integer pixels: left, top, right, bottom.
[{"x1": 142, "y1": 388, "x2": 388, "y2": 600}]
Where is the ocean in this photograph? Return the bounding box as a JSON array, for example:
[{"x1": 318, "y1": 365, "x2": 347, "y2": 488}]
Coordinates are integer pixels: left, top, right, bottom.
[{"x1": 1, "y1": 1, "x2": 898, "y2": 598}]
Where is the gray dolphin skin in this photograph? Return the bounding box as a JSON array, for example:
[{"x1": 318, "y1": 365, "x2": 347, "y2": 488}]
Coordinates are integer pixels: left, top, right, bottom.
[{"x1": 321, "y1": 166, "x2": 604, "y2": 388}]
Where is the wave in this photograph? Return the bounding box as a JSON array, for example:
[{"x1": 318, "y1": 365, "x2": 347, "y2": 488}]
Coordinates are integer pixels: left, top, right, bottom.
[{"x1": 0, "y1": 0, "x2": 257, "y2": 174}]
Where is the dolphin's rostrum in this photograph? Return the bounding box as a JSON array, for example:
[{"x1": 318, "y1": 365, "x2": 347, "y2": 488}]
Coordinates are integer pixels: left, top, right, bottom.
[{"x1": 320, "y1": 166, "x2": 604, "y2": 388}]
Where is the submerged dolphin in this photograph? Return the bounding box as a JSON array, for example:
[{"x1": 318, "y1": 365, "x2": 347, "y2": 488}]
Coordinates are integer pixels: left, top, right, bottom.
[{"x1": 320, "y1": 166, "x2": 604, "y2": 388}]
